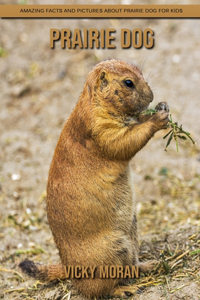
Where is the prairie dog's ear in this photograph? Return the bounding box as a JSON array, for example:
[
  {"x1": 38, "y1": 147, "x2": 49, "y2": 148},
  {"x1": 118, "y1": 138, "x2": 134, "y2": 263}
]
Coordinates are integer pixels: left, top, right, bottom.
[
  {"x1": 100, "y1": 71, "x2": 108, "y2": 88},
  {"x1": 100, "y1": 71, "x2": 106, "y2": 80}
]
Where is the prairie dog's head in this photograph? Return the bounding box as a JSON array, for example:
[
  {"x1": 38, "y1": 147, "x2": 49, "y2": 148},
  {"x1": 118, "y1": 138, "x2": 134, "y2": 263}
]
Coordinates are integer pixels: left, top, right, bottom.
[{"x1": 87, "y1": 59, "x2": 153, "y2": 117}]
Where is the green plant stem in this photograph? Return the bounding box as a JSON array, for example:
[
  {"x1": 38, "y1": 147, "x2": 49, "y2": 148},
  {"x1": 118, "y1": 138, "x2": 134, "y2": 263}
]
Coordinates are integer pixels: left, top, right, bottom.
[{"x1": 140, "y1": 109, "x2": 195, "y2": 152}]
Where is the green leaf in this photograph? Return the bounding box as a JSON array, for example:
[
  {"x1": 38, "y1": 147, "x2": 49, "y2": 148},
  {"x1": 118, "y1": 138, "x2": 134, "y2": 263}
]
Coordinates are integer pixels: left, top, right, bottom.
[
  {"x1": 163, "y1": 129, "x2": 173, "y2": 140},
  {"x1": 177, "y1": 135, "x2": 187, "y2": 141},
  {"x1": 164, "y1": 132, "x2": 174, "y2": 151}
]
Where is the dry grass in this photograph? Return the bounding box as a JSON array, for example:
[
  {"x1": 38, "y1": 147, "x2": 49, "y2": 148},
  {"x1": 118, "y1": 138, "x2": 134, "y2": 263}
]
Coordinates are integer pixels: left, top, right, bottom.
[{"x1": 1, "y1": 162, "x2": 199, "y2": 299}]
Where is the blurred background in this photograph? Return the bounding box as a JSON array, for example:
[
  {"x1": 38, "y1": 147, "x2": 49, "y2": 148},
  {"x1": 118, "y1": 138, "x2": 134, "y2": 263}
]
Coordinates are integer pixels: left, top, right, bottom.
[{"x1": 0, "y1": 0, "x2": 200, "y2": 299}]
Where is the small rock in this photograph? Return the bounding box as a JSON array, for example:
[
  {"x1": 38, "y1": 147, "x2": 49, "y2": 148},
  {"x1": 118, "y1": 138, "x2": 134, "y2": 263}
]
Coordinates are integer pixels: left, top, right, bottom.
[
  {"x1": 172, "y1": 54, "x2": 180, "y2": 63},
  {"x1": 11, "y1": 174, "x2": 21, "y2": 181},
  {"x1": 26, "y1": 208, "x2": 31, "y2": 214},
  {"x1": 28, "y1": 241, "x2": 35, "y2": 248},
  {"x1": 17, "y1": 243, "x2": 23, "y2": 249},
  {"x1": 11, "y1": 84, "x2": 30, "y2": 97},
  {"x1": 13, "y1": 191, "x2": 20, "y2": 199}
]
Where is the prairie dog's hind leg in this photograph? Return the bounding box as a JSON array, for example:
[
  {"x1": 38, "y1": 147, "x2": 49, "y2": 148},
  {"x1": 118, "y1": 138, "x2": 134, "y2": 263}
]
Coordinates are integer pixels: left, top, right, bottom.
[
  {"x1": 138, "y1": 260, "x2": 158, "y2": 273},
  {"x1": 111, "y1": 285, "x2": 138, "y2": 298}
]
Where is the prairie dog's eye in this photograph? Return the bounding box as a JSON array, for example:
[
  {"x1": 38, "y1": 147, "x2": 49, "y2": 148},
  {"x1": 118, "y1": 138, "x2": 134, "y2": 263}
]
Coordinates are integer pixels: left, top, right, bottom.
[{"x1": 124, "y1": 80, "x2": 135, "y2": 88}]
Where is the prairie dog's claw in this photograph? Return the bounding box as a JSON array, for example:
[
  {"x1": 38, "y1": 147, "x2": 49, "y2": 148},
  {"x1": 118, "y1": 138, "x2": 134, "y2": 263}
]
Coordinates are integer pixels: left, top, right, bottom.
[{"x1": 155, "y1": 102, "x2": 169, "y2": 112}]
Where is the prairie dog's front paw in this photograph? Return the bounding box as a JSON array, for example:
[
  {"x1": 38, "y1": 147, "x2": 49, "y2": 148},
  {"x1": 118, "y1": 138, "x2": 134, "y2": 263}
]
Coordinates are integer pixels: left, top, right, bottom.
[
  {"x1": 150, "y1": 110, "x2": 169, "y2": 130},
  {"x1": 155, "y1": 101, "x2": 169, "y2": 112}
]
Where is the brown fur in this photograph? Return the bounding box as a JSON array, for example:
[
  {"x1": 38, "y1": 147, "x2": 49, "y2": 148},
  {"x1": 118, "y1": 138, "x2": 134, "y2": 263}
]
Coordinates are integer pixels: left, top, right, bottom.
[{"x1": 19, "y1": 59, "x2": 169, "y2": 298}]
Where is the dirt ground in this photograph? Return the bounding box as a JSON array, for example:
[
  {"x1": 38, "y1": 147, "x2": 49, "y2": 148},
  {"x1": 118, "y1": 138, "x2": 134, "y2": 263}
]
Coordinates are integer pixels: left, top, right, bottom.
[{"x1": 0, "y1": 0, "x2": 200, "y2": 299}]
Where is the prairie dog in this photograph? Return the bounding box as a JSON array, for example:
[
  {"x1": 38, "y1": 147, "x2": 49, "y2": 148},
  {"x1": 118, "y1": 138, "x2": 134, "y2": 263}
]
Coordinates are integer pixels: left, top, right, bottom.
[{"x1": 19, "y1": 59, "x2": 169, "y2": 298}]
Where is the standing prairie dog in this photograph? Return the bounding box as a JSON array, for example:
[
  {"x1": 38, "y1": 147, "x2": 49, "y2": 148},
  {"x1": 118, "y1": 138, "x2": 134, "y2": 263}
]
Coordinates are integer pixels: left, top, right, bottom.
[{"x1": 19, "y1": 59, "x2": 169, "y2": 298}]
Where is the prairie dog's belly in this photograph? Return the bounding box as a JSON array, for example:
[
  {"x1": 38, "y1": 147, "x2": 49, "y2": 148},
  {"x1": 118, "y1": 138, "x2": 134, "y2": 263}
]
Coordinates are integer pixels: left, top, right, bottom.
[
  {"x1": 47, "y1": 154, "x2": 135, "y2": 239},
  {"x1": 114, "y1": 164, "x2": 135, "y2": 229},
  {"x1": 92, "y1": 163, "x2": 135, "y2": 234}
]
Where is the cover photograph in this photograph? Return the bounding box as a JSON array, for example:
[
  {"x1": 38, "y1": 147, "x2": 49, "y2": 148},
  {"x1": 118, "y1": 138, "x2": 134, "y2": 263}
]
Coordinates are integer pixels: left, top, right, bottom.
[{"x1": 0, "y1": 1, "x2": 199, "y2": 299}]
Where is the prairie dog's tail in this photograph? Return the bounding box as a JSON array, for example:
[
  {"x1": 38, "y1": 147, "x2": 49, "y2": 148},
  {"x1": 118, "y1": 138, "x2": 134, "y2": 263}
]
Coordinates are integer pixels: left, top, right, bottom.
[{"x1": 19, "y1": 260, "x2": 66, "y2": 281}]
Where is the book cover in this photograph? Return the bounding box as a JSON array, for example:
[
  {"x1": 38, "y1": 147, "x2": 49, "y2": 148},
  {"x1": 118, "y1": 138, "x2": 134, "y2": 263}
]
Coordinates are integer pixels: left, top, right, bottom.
[{"x1": 0, "y1": 1, "x2": 199, "y2": 299}]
